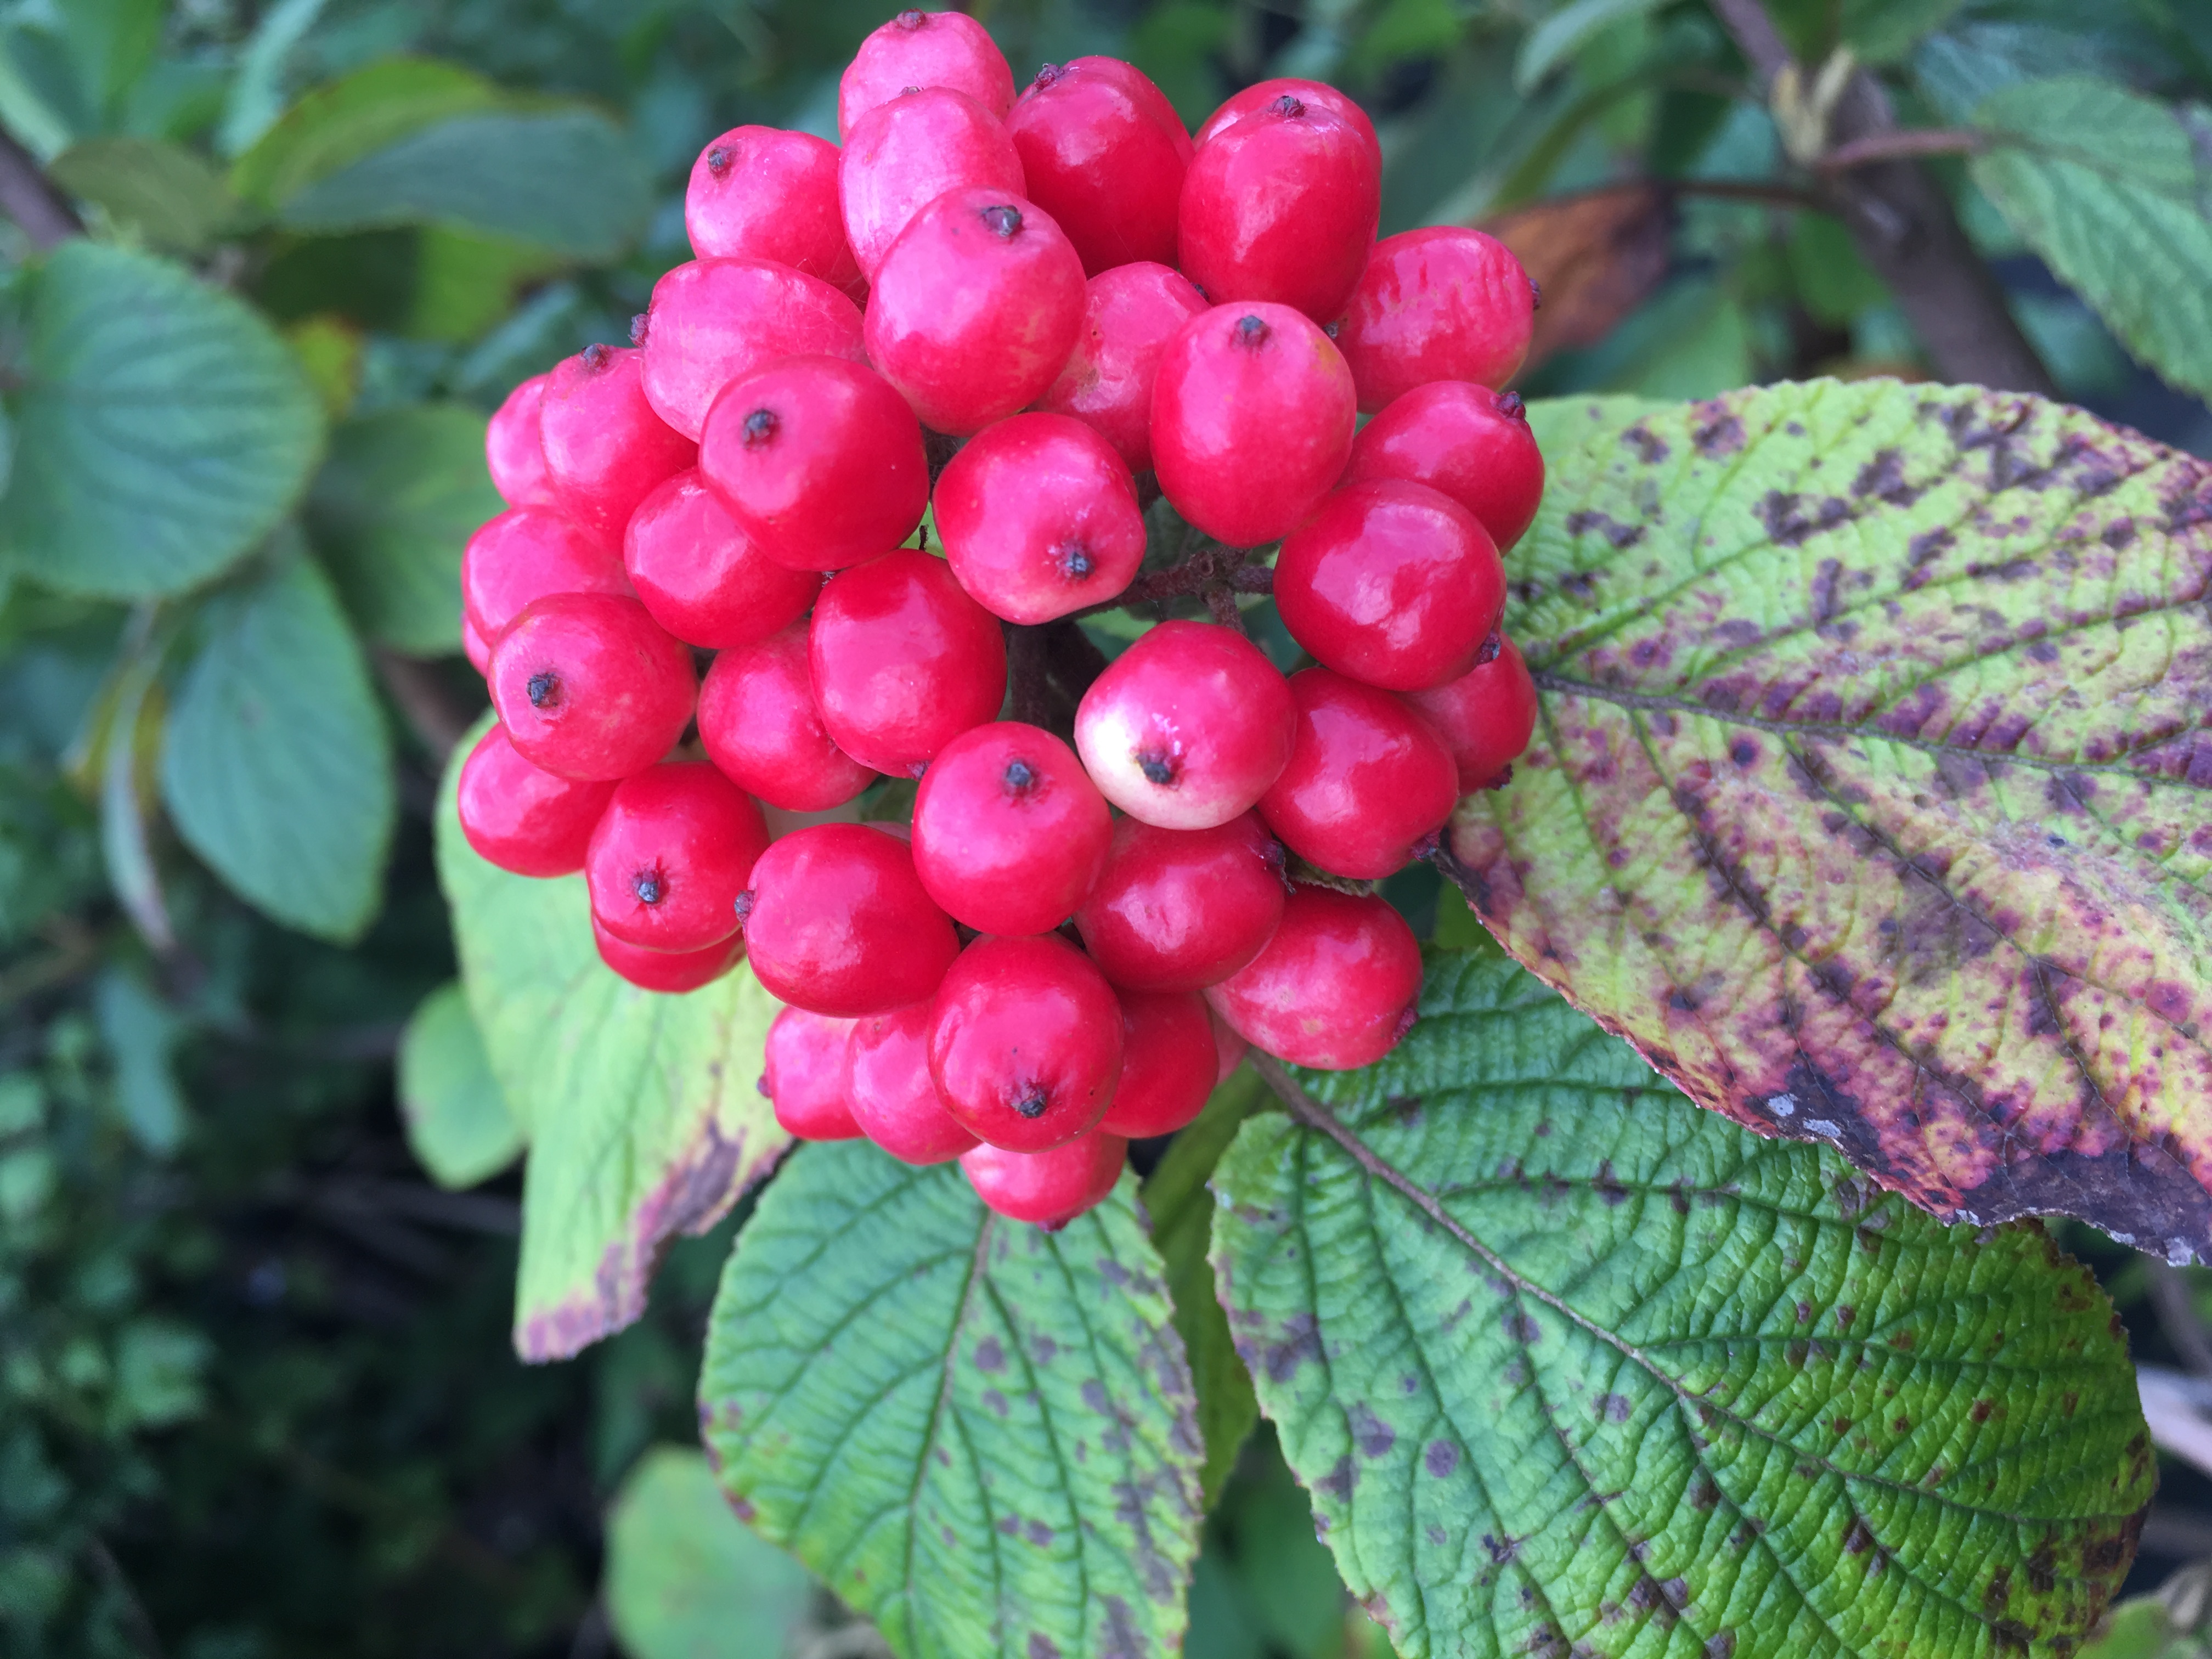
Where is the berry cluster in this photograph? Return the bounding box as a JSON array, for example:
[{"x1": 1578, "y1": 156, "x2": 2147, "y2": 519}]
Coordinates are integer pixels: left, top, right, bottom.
[{"x1": 455, "y1": 9, "x2": 1545, "y2": 1229}]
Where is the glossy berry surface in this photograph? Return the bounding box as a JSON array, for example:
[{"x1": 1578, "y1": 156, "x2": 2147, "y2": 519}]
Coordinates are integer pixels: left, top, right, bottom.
[
  {"x1": 485, "y1": 373, "x2": 557, "y2": 508},
  {"x1": 1035, "y1": 261, "x2": 1205, "y2": 474},
  {"x1": 1210, "y1": 1008, "x2": 1248, "y2": 1082},
  {"x1": 685, "y1": 127, "x2": 863, "y2": 296},
  {"x1": 1341, "y1": 382, "x2": 1545, "y2": 551},
  {"x1": 455, "y1": 723, "x2": 615, "y2": 878},
  {"x1": 933, "y1": 413, "x2": 1144, "y2": 623},
  {"x1": 1074, "y1": 811, "x2": 1285, "y2": 991},
  {"x1": 838, "y1": 87, "x2": 1024, "y2": 279},
  {"x1": 698, "y1": 623, "x2": 876, "y2": 811},
  {"x1": 1075, "y1": 620, "x2": 1295, "y2": 830},
  {"x1": 762, "y1": 1007, "x2": 863, "y2": 1141},
  {"x1": 461, "y1": 507, "x2": 630, "y2": 641},
  {"x1": 640, "y1": 258, "x2": 866, "y2": 440},
  {"x1": 1097, "y1": 989, "x2": 1215, "y2": 1137},
  {"x1": 1402, "y1": 635, "x2": 1540, "y2": 793},
  {"x1": 462, "y1": 614, "x2": 491, "y2": 676},
  {"x1": 539, "y1": 344, "x2": 696, "y2": 545},
  {"x1": 593, "y1": 918, "x2": 743, "y2": 995},
  {"x1": 838, "y1": 8, "x2": 1013, "y2": 139},
  {"x1": 865, "y1": 190, "x2": 1087, "y2": 436},
  {"x1": 1258, "y1": 668, "x2": 1459, "y2": 879},
  {"x1": 623, "y1": 471, "x2": 820, "y2": 650},
  {"x1": 740, "y1": 823, "x2": 960, "y2": 1015},
  {"x1": 1337, "y1": 227, "x2": 1536, "y2": 411},
  {"x1": 928, "y1": 934, "x2": 1122, "y2": 1152},
  {"x1": 488, "y1": 592, "x2": 697, "y2": 781},
  {"x1": 961, "y1": 1133, "x2": 1127, "y2": 1227},
  {"x1": 1004, "y1": 58, "x2": 1191, "y2": 274},
  {"x1": 1150, "y1": 303, "x2": 1356, "y2": 547},
  {"x1": 1195, "y1": 78, "x2": 1380, "y2": 166},
  {"x1": 1272, "y1": 479, "x2": 1506, "y2": 691},
  {"x1": 1204, "y1": 885, "x2": 1422, "y2": 1069},
  {"x1": 809, "y1": 550, "x2": 1008, "y2": 776},
  {"x1": 845, "y1": 1001, "x2": 979, "y2": 1163},
  {"x1": 698, "y1": 356, "x2": 928, "y2": 572},
  {"x1": 585, "y1": 762, "x2": 770, "y2": 953},
  {"x1": 911, "y1": 721, "x2": 1111, "y2": 935}
]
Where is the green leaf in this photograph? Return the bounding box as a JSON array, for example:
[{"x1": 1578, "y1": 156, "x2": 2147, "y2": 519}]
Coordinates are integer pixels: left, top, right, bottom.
[
  {"x1": 160, "y1": 544, "x2": 393, "y2": 941},
  {"x1": 92, "y1": 968, "x2": 185, "y2": 1156},
  {"x1": 397, "y1": 981, "x2": 522, "y2": 1190},
  {"x1": 0, "y1": 242, "x2": 324, "y2": 600},
  {"x1": 699, "y1": 1143, "x2": 1204, "y2": 1659},
  {"x1": 1841, "y1": 0, "x2": 1965, "y2": 64},
  {"x1": 1211, "y1": 949, "x2": 2153, "y2": 1659},
  {"x1": 308, "y1": 404, "x2": 499, "y2": 656},
  {"x1": 433, "y1": 723, "x2": 787, "y2": 1361},
  {"x1": 1515, "y1": 0, "x2": 1666, "y2": 92},
  {"x1": 1444, "y1": 381, "x2": 2212, "y2": 1255},
  {"x1": 48, "y1": 136, "x2": 238, "y2": 251},
  {"x1": 216, "y1": 0, "x2": 331, "y2": 158},
  {"x1": 230, "y1": 59, "x2": 501, "y2": 211}
]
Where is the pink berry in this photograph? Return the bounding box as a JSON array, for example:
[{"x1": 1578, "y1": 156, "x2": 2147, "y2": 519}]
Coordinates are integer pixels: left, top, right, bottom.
[
  {"x1": 486, "y1": 373, "x2": 557, "y2": 508},
  {"x1": 1258, "y1": 668, "x2": 1458, "y2": 879},
  {"x1": 1005, "y1": 58, "x2": 1191, "y2": 274},
  {"x1": 1194, "y1": 78, "x2": 1379, "y2": 166},
  {"x1": 928, "y1": 934, "x2": 1122, "y2": 1152},
  {"x1": 1401, "y1": 636, "x2": 1539, "y2": 793},
  {"x1": 455, "y1": 723, "x2": 615, "y2": 878},
  {"x1": 1034, "y1": 261, "x2": 1205, "y2": 474},
  {"x1": 640, "y1": 258, "x2": 866, "y2": 441},
  {"x1": 1073, "y1": 811, "x2": 1285, "y2": 991},
  {"x1": 838, "y1": 9, "x2": 1014, "y2": 140},
  {"x1": 462, "y1": 613, "x2": 491, "y2": 676},
  {"x1": 1097, "y1": 989, "x2": 1214, "y2": 1137},
  {"x1": 685, "y1": 127, "x2": 864, "y2": 297},
  {"x1": 623, "y1": 471, "x2": 820, "y2": 650},
  {"x1": 739, "y1": 823, "x2": 959, "y2": 1015},
  {"x1": 593, "y1": 917, "x2": 743, "y2": 995},
  {"x1": 1150, "y1": 303, "x2": 1356, "y2": 547},
  {"x1": 698, "y1": 356, "x2": 928, "y2": 572},
  {"x1": 488, "y1": 592, "x2": 696, "y2": 781},
  {"x1": 961, "y1": 1132, "x2": 1127, "y2": 1227},
  {"x1": 1210, "y1": 1007, "x2": 1248, "y2": 1082},
  {"x1": 1340, "y1": 383, "x2": 1546, "y2": 551},
  {"x1": 1336, "y1": 228, "x2": 1535, "y2": 411},
  {"x1": 1273, "y1": 479, "x2": 1506, "y2": 691},
  {"x1": 1074, "y1": 620, "x2": 1295, "y2": 830},
  {"x1": 763, "y1": 1007, "x2": 864, "y2": 1141},
  {"x1": 838, "y1": 87, "x2": 1024, "y2": 279},
  {"x1": 1178, "y1": 97, "x2": 1379, "y2": 325},
  {"x1": 586, "y1": 762, "x2": 770, "y2": 953},
  {"x1": 1205, "y1": 887, "x2": 1421, "y2": 1069},
  {"x1": 933, "y1": 413, "x2": 1144, "y2": 622},
  {"x1": 698, "y1": 623, "x2": 877, "y2": 811},
  {"x1": 911, "y1": 721, "x2": 1111, "y2": 935},
  {"x1": 461, "y1": 507, "x2": 630, "y2": 641},
  {"x1": 809, "y1": 550, "x2": 1008, "y2": 777},
  {"x1": 846, "y1": 1001, "x2": 979, "y2": 1164},
  {"x1": 865, "y1": 190, "x2": 1087, "y2": 436},
  {"x1": 539, "y1": 343, "x2": 696, "y2": 545}
]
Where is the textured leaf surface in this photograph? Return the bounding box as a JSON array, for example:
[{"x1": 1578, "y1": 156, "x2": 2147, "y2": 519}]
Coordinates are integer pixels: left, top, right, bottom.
[
  {"x1": 49, "y1": 136, "x2": 238, "y2": 251},
  {"x1": 1441, "y1": 381, "x2": 2212, "y2": 1255},
  {"x1": 1211, "y1": 949, "x2": 2153, "y2": 1659},
  {"x1": 604, "y1": 1445, "x2": 815, "y2": 1659},
  {"x1": 229, "y1": 58, "x2": 500, "y2": 210},
  {"x1": 699, "y1": 1142, "x2": 1204, "y2": 1659},
  {"x1": 434, "y1": 719, "x2": 786, "y2": 1360},
  {"x1": 397, "y1": 981, "x2": 522, "y2": 1190}
]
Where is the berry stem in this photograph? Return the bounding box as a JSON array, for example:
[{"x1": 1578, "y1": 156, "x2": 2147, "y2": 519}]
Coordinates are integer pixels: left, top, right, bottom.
[
  {"x1": 1204, "y1": 584, "x2": 1245, "y2": 633},
  {"x1": 1082, "y1": 537, "x2": 1274, "y2": 618},
  {"x1": 1008, "y1": 624, "x2": 1052, "y2": 725}
]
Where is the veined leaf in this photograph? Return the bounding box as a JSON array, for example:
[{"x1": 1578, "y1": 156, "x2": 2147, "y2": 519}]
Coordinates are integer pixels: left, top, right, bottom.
[
  {"x1": 396, "y1": 981, "x2": 521, "y2": 1190},
  {"x1": 1444, "y1": 382, "x2": 2212, "y2": 1255},
  {"x1": 699, "y1": 1143, "x2": 1204, "y2": 1659},
  {"x1": 1211, "y1": 949, "x2": 2152, "y2": 1659},
  {"x1": 229, "y1": 58, "x2": 501, "y2": 211},
  {"x1": 49, "y1": 136, "x2": 238, "y2": 251}
]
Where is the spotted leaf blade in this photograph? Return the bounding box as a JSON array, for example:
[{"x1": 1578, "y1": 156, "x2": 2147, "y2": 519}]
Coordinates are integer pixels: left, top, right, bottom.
[
  {"x1": 1444, "y1": 381, "x2": 2212, "y2": 1255},
  {"x1": 699, "y1": 1143, "x2": 1204, "y2": 1659},
  {"x1": 1211, "y1": 949, "x2": 2152, "y2": 1659}
]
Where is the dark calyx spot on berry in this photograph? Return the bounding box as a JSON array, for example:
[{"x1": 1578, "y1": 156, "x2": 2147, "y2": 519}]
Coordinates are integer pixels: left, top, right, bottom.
[
  {"x1": 1032, "y1": 62, "x2": 1063, "y2": 88},
  {"x1": 1271, "y1": 93, "x2": 1306, "y2": 118},
  {"x1": 1234, "y1": 314, "x2": 1269, "y2": 348},
  {"x1": 1136, "y1": 746, "x2": 1181, "y2": 787},
  {"x1": 1056, "y1": 540, "x2": 1093, "y2": 579},
  {"x1": 1497, "y1": 390, "x2": 1527, "y2": 421},
  {"x1": 633, "y1": 868, "x2": 667, "y2": 906},
  {"x1": 896, "y1": 8, "x2": 926, "y2": 27},
  {"x1": 526, "y1": 671, "x2": 562, "y2": 709},
  {"x1": 706, "y1": 145, "x2": 734, "y2": 179},
  {"x1": 628, "y1": 312, "x2": 650, "y2": 346},
  {"x1": 1475, "y1": 627, "x2": 1503, "y2": 666},
  {"x1": 980, "y1": 204, "x2": 1024, "y2": 239},
  {"x1": 582, "y1": 341, "x2": 612, "y2": 371},
  {"x1": 1002, "y1": 757, "x2": 1039, "y2": 795},
  {"x1": 755, "y1": 1073, "x2": 770, "y2": 1097},
  {"x1": 899, "y1": 84, "x2": 922, "y2": 95},
  {"x1": 743, "y1": 408, "x2": 779, "y2": 447},
  {"x1": 1529, "y1": 276, "x2": 1543, "y2": 310},
  {"x1": 1260, "y1": 837, "x2": 1287, "y2": 874},
  {"x1": 1323, "y1": 320, "x2": 1341, "y2": 338},
  {"x1": 906, "y1": 759, "x2": 931, "y2": 780},
  {"x1": 732, "y1": 889, "x2": 756, "y2": 926},
  {"x1": 1012, "y1": 1082, "x2": 1051, "y2": 1119}
]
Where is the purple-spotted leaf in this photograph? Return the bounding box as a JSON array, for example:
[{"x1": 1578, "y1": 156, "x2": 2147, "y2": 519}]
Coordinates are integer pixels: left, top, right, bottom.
[{"x1": 1442, "y1": 381, "x2": 2211, "y2": 1255}]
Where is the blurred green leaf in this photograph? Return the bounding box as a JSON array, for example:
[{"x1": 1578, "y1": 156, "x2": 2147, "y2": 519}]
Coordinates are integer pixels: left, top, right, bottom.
[
  {"x1": 230, "y1": 58, "x2": 500, "y2": 211},
  {"x1": 397, "y1": 981, "x2": 522, "y2": 1190},
  {"x1": 1841, "y1": 0, "x2": 1964, "y2": 64},
  {"x1": 92, "y1": 969, "x2": 185, "y2": 1156},
  {"x1": 405, "y1": 228, "x2": 572, "y2": 342},
  {"x1": 1785, "y1": 211, "x2": 1889, "y2": 325},
  {"x1": 1516, "y1": 0, "x2": 1666, "y2": 92},
  {"x1": 217, "y1": 0, "x2": 332, "y2": 158},
  {"x1": 58, "y1": 0, "x2": 159, "y2": 127},
  {"x1": 604, "y1": 1446, "x2": 815, "y2": 1659},
  {"x1": 110, "y1": 1318, "x2": 210, "y2": 1430},
  {"x1": 48, "y1": 136, "x2": 238, "y2": 251}
]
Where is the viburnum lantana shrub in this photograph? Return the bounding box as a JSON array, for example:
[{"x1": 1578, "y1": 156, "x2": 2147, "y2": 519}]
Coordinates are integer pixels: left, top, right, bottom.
[{"x1": 432, "y1": 12, "x2": 2209, "y2": 1657}]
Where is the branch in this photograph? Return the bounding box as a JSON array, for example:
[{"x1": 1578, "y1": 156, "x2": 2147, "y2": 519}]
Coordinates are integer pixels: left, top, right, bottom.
[
  {"x1": 0, "y1": 128, "x2": 82, "y2": 249},
  {"x1": 1816, "y1": 128, "x2": 1989, "y2": 172}
]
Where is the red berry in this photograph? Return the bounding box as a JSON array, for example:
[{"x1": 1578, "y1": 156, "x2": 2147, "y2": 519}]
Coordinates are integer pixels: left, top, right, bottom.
[
  {"x1": 1273, "y1": 479, "x2": 1506, "y2": 691},
  {"x1": 586, "y1": 762, "x2": 770, "y2": 953},
  {"x1": 740, "y1": 823, "x2": 960, "y2": 1015},
  {"x1": 1097, "y1": 989, "x2": 1214, "y2": 1137},
  {"x1": 1074, "y1": 620, "x2": 1295, "y2": 830},
  {"x1": 1150, "y1": 303, "x2": 1356, "y2": 547},
  {"x1": 698, "y1": 623, "x2": 877, "y2": 811},
  {"x1": 455, "y1": 723, "x2": 616, "y2": 878},
  {"x1": 1336, "y1": 228, "x2": 1535, "y2": 411},
  {"x1": 685, "y1": 127, "x2": 864, "y2": 297},
  {"x1": 593, "y1": 917, "x2": 743, "y2": 995},
  {"x1": 763, "y1": 1007, "x2": 864, "y2": 1141},
  {"x1": 488, "y1": 593, "x2": 697, "y2": 781},
  {"x1": 1210, "y1": 1006, "x2": 1248, "y2": 1081},
  {"x1": 809, "y1": 550, "x2": 1007, "y2": 776},
  {"x1": 933, "y1": 413, "x2": 1144, "y2": 622},
  {"x1": 928, "y1": 934, "x2": 1122, "y2": 1152},
  {"x1": 698, "y1": 356, "x2": 928, "y2": 572},
  {"x1": 1401, "y1": 636, "x2": 1539, "y2": 793},
  {"x1": 624, "y1": 471, "x2": 820, "y2": 650},
  {"x1": 1034, "y1": 261, "x2": 1205, "y2": 474},
  {"x1": 1258, "y1": 668, "x2": 1458, "y2": 879},
  {"x1": 1177, "y1": 98, "x2": 1379, "y2": 325},
  {"x1": 1073, "y1": 810, "x2": 1285, "y2": 990},
  {"x1": 539, "y1": 344, "x2": 696, "y2": 545},
  {"x1": 845, "y1": 1001, "x2": 979, "y2": 1164},
  {"x1": 486, "y1": 372, "x2": 557, "y2": 509},
  {"x1": 1195, "y1": 78, "x2": 1380, "y2": 167},
  {"x1": 838, "y1": 87, "x2": 1024, "y2": 279},
  {"x1": 1005, "y1": 58, "x2": 1191, "y2": 274},
  {"x1": 640, "y1": 258, "x2": 866, "y2": 441},
  {"x1": 865, "y1": 190, "x2": 1087, "y2": 436},
  {"x1": 461, "y1": 507, "x2": 630, "y2": 641},
  {"x1": 838, "y1": 8, "x2": 1014, "y2": 140},
  {"x1": 463, "y1": 613, "x2": 491, "y2": 676},
  {"x1": 1205, "y1": 887, "x2": 1421, "y2": 1069},
  {"x1": 1340, "y1": 382, "x2": 1545, "y2": 551},
  {"x1": 961, "y1": 1131, "x2": 1127, "y2": 1227},
  {"x1": 912, "y1": 721, "x2": 1111, "y2": 934}
]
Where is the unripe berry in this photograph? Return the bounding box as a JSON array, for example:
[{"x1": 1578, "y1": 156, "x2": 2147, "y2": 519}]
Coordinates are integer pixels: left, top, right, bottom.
[
  {"x1": 624, "y1": 471, "x2": 820, "y2": 650},
  {"x1": 461, "y1": 507, "x2": 630, "y2": 642},
  {"x1": 488, "y1": 592, "x2": 696, "y2": 781},
  {"x1": 1195, "y1": 78, "x2": 1380, "y2": 166},
  {"x1": 698, "y1": 623, "x2": 877, "y2": 812},
  {"x1": 1073, "y1": 811, "x2": 1286, "y2": 991},
  {"x1": 1259, "y1": 668, "x2": 1459, "y2": 879},
  {"x1": 455, "y1": 723, "x2": 616, "y2": 878},
  {"x1": 640, "y1": 258, "x2": 866, "y2": 441},
  {"x1": 1337, "y1": 228, "x2": 1535, "y2": 411},
  {"x1": 1005, "y1": 58, "x2": 1191, "y2": 274},
  {"x1": 929, "y1": 934, "x2": 1123, "y2": 1152},
  {"x1": 586, "y1": 762, "x2": 771, "y2": 953},
  {"x1": 739, "y1": 823, "x2": 960, "y2": 1015},
  {"x1": 838, "y1": 9, "x2": 1014, "y2": 140},
  {"x1": 539, "y1": 343, "x2": 696, "y2": 545},
  {"x1": 838, "y1": 87, "x2": 1024, "y2": 279},
  {"x1": 1034, "y1": 261, "x2": 1205, "y2": 474},
  {"x1": 845, "y1": 1001, "x2": 979, "y2": 1164},
  {"x1": 911, "y1": 721, "x2": 1111, "y2": 935},
  {"x1": 1097, "y1": 989, "x2": 1215, "y2": 1137},
  {"x1": 592, "y1": 917, "x2": 743, "y2": 995},
  {"x1": 1340, "y1": 382, "x2": 1545, "y2": 551},
  {"x1": 933, "y1": 413, "x2": 1144, "y2": 622},
  {"x1": 762, "y1": 1007, "x2": 864, "y2": 1141},
  {"x1": 685, "y1": 127, "x2": 864, "y2": 298},
  {"x1": 1401, "y1": 636, "x2": 1539, "y2": 793},
  {"x1": 961, "y1": 1132, "x2": 1127, "y2": 1228},
  {"x1": 485, "y1": 372, "x2": 557, "y2": 509},
  {"x1": 1205, "y1": 886, "x2": 1421, "y2": 1069}
]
